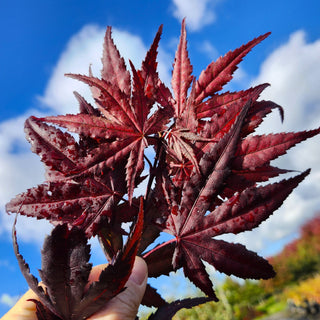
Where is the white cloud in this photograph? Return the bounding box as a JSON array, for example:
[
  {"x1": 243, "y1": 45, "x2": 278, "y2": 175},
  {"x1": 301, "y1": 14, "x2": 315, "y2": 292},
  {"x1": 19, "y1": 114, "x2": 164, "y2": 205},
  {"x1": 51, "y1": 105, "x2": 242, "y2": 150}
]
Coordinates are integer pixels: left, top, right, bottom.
[
  {"x1": 39, "y1": 24, "x2": 172, "y2": 115},
  {"x1": 221, "y1": 31, "x2": 320, "y2": 256},
  {"x1": 199, "y1": 40, "x2": 219, "y2": 60},
  {"x1": 0, "y1": 115, "x2": 43, "y2": 203},
  {"x1": 0, "y1": 114, "x2": 52, "y2": 243},
  {"x1": 171, "y1": 0, "x2": 222, "y2": 31},
  {"x1": 0, "y1": 293, "x2": 19, "y2": 308},
  {"x1": 39, "y1": 25, "x2": 146, "y2": 115},
  {"x1": 254, "y1": 31, "x2": 320, "y2": 133}
]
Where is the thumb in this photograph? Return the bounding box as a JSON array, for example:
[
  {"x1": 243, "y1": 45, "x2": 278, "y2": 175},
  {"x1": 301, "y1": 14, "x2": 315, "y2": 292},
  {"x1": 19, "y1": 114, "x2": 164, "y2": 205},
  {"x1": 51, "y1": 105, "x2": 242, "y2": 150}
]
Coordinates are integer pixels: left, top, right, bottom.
[{"x1": 88, "y1": 256, "x2": 148, "y2": 320}]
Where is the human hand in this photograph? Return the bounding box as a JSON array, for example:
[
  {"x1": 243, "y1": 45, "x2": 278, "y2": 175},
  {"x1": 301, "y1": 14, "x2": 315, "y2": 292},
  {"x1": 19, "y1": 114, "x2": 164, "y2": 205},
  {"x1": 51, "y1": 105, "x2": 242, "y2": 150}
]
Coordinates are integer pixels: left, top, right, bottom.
[{"x1": 2, "y1": 256, "x2": 148, "y2": 320}]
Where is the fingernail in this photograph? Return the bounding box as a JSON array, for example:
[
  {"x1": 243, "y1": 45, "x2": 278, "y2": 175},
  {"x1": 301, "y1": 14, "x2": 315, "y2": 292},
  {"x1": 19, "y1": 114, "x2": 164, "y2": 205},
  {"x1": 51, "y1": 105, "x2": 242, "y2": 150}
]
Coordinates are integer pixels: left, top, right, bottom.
[{"x1": 130, "y1": 257, "x2": 148, "y2": 286}]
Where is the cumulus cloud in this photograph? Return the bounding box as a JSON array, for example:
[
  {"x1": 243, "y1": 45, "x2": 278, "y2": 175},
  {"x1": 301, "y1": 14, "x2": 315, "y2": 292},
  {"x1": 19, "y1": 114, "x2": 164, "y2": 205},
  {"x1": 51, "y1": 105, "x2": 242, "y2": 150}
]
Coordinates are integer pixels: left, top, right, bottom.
[
  {"x1": 39, "y1": 25, "x2": 144, "y2": 114},
  {"x1": 171, "y1": 0, "x2": 222, "y2": 31},
  {"x1": 0, "y1": 293, "x2": 19, "y2": 308},
  {"x1": 40, "y1": 24, "x2": 172, "y2": 115},
  {"x1": 254, "y1": 31, "x2": 320, "y2": 133},
  {"x1": 0, "y1": 113, "x2": 52, "y2": 243},
  {"x1": 221, "y1": 31, "x2": 320, "y2": 256},
  {"x1": 199, "y1": 40, "x2": 219, "y2": 60}
]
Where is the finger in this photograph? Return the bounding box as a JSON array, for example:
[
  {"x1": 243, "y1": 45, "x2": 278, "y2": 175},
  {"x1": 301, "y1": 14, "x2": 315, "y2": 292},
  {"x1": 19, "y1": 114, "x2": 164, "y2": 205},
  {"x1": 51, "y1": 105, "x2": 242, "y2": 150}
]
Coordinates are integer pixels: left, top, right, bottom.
[
  {"x1": 85, "y1": 263, "x2": 109, "y2": 290},
  {"x1": 88, "y1": 256, "x2": 148, "y2": 320}
]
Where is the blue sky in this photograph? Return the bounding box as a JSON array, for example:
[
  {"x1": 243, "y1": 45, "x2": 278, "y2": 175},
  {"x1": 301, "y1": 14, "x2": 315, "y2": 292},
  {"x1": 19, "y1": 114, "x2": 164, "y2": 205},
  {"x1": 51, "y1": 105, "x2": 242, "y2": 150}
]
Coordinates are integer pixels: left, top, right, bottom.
[{"x1": 1, "y1": 0, "x2": 320, "y2": 315}]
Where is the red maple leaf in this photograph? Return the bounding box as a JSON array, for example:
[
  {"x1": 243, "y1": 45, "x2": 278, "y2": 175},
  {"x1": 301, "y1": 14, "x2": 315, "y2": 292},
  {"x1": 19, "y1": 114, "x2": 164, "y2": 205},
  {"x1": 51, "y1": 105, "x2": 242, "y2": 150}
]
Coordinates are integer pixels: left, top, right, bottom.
[{"x1": 38, "y1": 25, "x2": 173, "y2": 203}]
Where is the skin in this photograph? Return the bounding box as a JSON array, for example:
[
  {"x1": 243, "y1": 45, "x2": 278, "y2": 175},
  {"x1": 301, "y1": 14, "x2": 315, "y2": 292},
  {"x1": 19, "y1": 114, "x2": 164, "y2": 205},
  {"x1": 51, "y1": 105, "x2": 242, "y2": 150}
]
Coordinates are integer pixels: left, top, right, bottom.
[{"x1": 1, "y1": 257, "x2": 148, "y2": 320}]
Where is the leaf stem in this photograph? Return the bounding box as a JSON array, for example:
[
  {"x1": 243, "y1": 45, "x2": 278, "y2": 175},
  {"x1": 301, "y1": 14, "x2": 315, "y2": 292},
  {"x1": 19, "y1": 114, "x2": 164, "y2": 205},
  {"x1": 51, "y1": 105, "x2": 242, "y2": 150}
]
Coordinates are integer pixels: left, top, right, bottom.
[
  {"x1": 144, "y1": 136, "x2": 165, "y2": 200},
  {"x1": 142, "y1": 237, "x2": 177, "y2": 259},
  {"x1": 144, "y1": 154, "x2": 153, "y2": 169}
]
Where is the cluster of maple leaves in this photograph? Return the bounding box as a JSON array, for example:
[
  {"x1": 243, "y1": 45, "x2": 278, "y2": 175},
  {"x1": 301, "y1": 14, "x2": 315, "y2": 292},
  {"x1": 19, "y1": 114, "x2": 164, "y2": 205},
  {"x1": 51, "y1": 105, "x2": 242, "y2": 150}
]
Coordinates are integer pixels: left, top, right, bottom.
[{"x1": 6, "y1": 20, "x2": 320, "y2": 319}]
